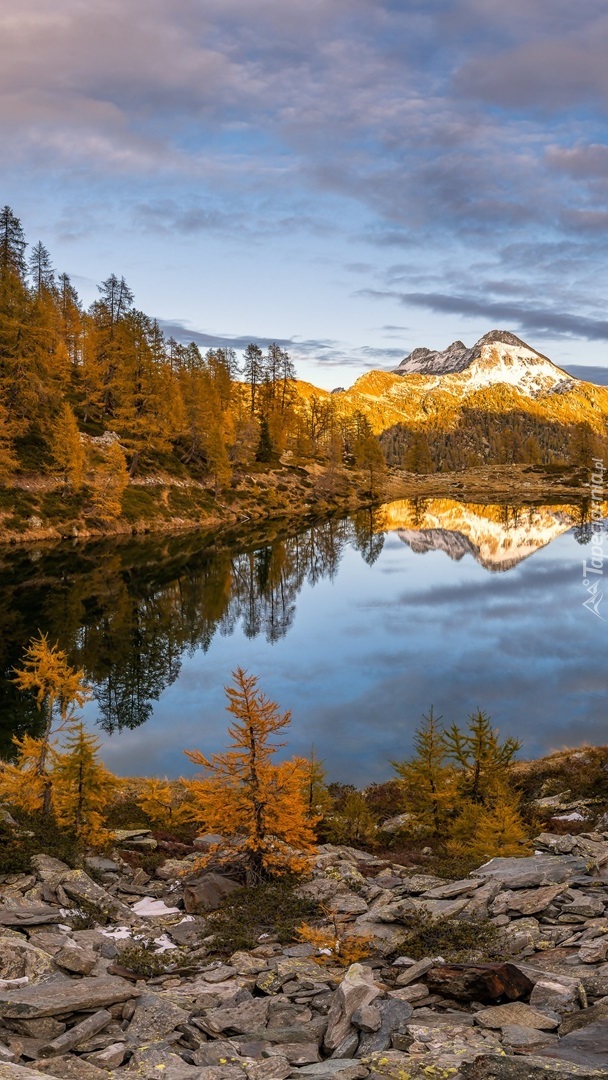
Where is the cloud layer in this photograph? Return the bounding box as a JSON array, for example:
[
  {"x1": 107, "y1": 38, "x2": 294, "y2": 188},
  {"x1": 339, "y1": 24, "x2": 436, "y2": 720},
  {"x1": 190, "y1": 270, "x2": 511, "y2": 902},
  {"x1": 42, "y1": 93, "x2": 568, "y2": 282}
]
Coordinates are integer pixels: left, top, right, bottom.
[{"x1": 3, "y1": 1, "x2": 608, "y2": 379}]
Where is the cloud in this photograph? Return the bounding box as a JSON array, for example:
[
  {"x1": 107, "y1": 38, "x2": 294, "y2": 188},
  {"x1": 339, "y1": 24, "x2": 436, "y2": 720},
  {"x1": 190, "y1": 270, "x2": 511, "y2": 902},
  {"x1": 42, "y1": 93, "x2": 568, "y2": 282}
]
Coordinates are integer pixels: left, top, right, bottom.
[
  {"x1": 562, "y1": 365, "x2": 608, "y2": 386},
  {"x1": 360, "y1": 289, "x2": 608, "y2": 343}
]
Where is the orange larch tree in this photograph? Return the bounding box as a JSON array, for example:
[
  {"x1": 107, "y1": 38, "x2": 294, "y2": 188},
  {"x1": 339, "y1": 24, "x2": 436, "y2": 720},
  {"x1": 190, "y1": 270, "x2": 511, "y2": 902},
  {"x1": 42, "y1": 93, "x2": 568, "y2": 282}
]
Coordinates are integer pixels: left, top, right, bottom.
[{"x1": 183, "y1": 668, "x2": 317, "y2": 883}]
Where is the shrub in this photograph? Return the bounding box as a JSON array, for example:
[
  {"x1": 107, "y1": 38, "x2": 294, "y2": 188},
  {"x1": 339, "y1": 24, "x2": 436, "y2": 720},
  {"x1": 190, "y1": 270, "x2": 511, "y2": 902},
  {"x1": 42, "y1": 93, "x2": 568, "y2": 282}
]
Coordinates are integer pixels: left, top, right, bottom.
[
  {"x1": 118, "y1": 937, "x2": 168, "y2": 977},
  {"x1": 207, "y1": 878, "x2": 320, "y2": 956},
  {"x1": 394, "y1": 910, "x2": 505, "y2": 963}
]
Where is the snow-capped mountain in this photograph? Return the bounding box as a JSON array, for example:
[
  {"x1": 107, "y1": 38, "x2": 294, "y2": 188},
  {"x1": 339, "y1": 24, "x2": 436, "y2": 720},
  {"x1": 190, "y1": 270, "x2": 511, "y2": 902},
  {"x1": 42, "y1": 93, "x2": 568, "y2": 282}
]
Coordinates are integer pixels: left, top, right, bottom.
[{"x1": 392, "y1": 330, "x2": 573, "y2": 399}]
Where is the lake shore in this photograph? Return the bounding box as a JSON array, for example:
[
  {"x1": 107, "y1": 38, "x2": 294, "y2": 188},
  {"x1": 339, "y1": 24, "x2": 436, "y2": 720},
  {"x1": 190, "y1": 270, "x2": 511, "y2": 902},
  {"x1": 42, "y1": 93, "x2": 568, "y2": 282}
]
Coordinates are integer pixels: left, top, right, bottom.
[{"x1": 0, "y1": 462, "x2": 593, "y2": 547}]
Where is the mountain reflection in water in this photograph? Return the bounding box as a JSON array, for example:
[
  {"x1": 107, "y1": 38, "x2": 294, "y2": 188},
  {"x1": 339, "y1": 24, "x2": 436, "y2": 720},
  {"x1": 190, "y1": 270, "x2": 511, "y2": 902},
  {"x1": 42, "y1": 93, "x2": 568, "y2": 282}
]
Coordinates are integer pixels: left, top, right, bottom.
[{"x1": 0, "y1": 497, "x2": 604, "y2": 781}]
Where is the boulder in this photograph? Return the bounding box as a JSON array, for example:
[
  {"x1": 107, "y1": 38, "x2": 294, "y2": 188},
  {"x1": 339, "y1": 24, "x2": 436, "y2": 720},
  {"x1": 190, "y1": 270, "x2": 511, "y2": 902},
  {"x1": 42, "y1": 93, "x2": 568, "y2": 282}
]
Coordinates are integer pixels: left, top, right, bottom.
[
  {"x1": 475, "y1": 1002, "x2": 559, "y2": 1031},
  {"x1": 461, "y1": 1054, "x2": 608, "y2": 1078},
  {"x1": 0, "y1": 938, "x2": 54, "y2": 984},
  {"x1": 538, "y1": 1020, "x2": 608, "y2": 1070},
  {"x1": 126, "y1": 991, "x2": 190, "y2": 1042},
  {"x1": 323, "y1": 964, "x2": 380, "y2": 1052},
  {"x1": 425, "y1": 963, "x2": 534, "y2": 1003},
  {"x1": 183, "y1": 873, "x2": 241, "y2": 914},
  {"x1": 472, "y1": 855, "x2": 592, "y2": 889},
  {"x1": 0, "y1": 976, "x2": 139, "y2": 1018},
  {"x1": 356, "y1": 997, "x2": 413, "y2": 1056}
]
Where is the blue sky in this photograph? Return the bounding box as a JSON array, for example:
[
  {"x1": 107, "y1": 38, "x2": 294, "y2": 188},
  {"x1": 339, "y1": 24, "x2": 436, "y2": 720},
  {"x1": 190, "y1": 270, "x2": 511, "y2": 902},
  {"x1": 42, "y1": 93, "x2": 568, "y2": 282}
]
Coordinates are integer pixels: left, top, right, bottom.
[{"x1": 4, "y1": 0, "x2": 608, "y2": 387}]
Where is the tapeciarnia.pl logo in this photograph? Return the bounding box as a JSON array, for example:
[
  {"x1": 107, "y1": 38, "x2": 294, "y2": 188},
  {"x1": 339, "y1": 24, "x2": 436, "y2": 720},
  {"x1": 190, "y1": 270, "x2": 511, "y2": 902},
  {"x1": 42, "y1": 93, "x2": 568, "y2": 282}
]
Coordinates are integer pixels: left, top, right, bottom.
[{"x1": 582, "y1": 457, "x2": 605, "y2": 620}]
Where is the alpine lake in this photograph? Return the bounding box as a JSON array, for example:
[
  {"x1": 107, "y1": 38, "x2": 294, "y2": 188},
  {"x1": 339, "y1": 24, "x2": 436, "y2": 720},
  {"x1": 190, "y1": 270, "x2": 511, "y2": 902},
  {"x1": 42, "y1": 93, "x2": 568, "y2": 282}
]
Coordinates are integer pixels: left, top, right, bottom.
[{"x1": 2, "y1": 496, "x2": 606, "y2": 785}]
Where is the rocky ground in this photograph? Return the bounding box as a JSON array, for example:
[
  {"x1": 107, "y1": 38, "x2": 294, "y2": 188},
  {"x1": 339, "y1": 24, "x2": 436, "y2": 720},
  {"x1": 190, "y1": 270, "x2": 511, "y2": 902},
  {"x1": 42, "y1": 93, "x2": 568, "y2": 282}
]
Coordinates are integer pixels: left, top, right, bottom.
[{"x1": 2, "y1": 826, "x2": 608, "y2": 1079}]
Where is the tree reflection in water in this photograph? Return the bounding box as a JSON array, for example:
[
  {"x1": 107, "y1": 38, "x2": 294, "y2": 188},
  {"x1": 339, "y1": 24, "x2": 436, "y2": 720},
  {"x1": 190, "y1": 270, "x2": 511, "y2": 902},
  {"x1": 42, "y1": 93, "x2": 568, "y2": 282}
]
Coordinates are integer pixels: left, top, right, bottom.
[{"x1": 0, "y1": 512, "x2": 385, "y2": 754}]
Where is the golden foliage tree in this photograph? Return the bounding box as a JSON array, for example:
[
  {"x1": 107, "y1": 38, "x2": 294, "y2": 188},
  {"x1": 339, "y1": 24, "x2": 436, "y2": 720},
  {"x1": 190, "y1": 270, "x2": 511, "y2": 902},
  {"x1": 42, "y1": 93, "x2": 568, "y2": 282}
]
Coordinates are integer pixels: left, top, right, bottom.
[
  {"x1": 137, "y1": 777, "x2": 188, "y2": 829},
  {"x1": 183, "y1": 668, "x2": 317, "y2": 883},
  {"x1": 52, "y1": 402, "x2": 86, "y2": 490},
  {"x1": 91, "y1": 439, "x2": 129, "y2": 519},
  {"x1": 0, "y1": 734, "x2": 58, "y2": 816},
  {"x1": 53, "y1": 722, "x2": 117, "y2": 846},
  {"x1": 392, "y1": 707, "x2": 455, "y2": 835},
  {"x1": 444, "y1": 710, "x2": 521, "y2": 805},
  {"x1": 12, "y1": 633, "x2": 91, "y2": 814},
  {"x1": 448, "y1": 784, "x2": 529, "y2": 862}
]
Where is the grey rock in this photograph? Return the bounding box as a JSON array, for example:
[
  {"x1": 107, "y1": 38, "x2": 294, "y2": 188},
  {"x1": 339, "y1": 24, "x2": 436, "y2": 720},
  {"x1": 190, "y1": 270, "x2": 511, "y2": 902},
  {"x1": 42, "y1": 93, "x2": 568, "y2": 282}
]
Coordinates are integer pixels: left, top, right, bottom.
[
  {"x1": 559, "y1": 1000, "x2": 608, "y2": 1035},
  {"x1": 472, "y1": 855, "x2": 592, "y2": 889},
  {"x1": 356, "y1": 997, "x2": 413, "y2": 1057},
  {"x1": 323, "y1": 963, "x2": 380, "y2": 1052},
  {"x1": 60, "y1": 870, "x2": 137, "y2": 925},
  {"x1": 183, "y1": 873, "x2": 241, "y2": 914},
  {"x1": 422, "y1": 878, "x2": 483, "y2": 899},
  {"x1": 475, "y1": 1002, "x2": 559, "y2": 1031},
  {"x1": 0, "y1": 938, "x2": 54, "y2": 983},
  {"x1": 288, "y1": 1064, "x2": 368, "y2": 1078},
  {"x1": 538, "y1": 1019, "x2": 608, "y2": 1069},
  {"x1": 85, "y1": 1042, "x2": 127, "y2": 1069},
  {"x1": 126, "y1": 991, "x2": 190, "y2": 1042},
  {"x1": 351, "y1": 1004, "x2": 381, "y2": 1032},
  {"x1": 0, "y1": 976, "x2": 139, "y2": 1018},
  {"x1": 394, "y1": 956, "x2": 435, "y2": 986},
  {"x1": 54, "y1": 944, "x2": 98, "y2": 975},
  {"x1": 501, "y1": 1024, "x2": 558, "y2": 1050},
  {"x1": 461, "y1": 1054, "x2": 608, "y2": 1078},
  {"x1": 530, "y1": 976, "x2": 582, "y2": 1015}
]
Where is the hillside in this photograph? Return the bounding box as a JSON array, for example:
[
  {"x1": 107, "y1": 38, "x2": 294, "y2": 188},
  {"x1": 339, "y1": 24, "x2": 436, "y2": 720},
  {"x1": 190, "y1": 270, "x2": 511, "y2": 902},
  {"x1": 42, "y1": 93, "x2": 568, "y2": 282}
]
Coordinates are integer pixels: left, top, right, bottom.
[{"x1": 329, "y1": 331, "x2": 608, "y2": 439}]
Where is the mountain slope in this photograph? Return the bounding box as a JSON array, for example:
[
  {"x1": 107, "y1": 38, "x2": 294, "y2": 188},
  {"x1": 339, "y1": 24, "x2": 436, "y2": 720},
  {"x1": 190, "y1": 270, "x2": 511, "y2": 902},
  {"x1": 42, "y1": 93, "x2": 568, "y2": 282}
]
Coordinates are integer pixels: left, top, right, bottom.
[{"x1": 324, "y1": 330, "x2": 608, "y2": 436}]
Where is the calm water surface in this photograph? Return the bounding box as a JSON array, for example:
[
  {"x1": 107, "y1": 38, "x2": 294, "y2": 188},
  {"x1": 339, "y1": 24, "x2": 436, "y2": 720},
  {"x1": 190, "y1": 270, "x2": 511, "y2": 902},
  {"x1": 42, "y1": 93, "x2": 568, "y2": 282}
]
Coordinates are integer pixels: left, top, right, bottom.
[{"x1": 2, "y1": 498, "x2": 606, "y2": 784}]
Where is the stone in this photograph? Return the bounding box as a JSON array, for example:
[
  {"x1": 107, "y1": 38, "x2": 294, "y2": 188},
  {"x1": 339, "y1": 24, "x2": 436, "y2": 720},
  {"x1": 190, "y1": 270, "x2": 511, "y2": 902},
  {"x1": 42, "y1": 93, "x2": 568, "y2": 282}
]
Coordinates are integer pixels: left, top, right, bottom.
[
  {"x1": 500, "y1": 885, "x2": 567, "y2": 916},
  {"x1": 530, "y1": 976, "x2": 582, "y2": 1016},
  {"x1": 193, "y1": 834, "x2": 225, "y2": 851},
  {"x1": 34, "y1": 1056, "x2": 107, "y2": 1079},
  {"x1": 416, "y1": 896, "x2": 470, "y2": 919},
  {"x1": 475, "y1": 1002, "x2": 559, "y2": 1031},
  {"x1": 273, "y1": 1042, "x2": 321, "y2": 1064},
  {"x1": 202, "y1": 964, "x2": 238, "y2": 983},
  {"x1": 0, "y1": 1067, "x2": 74, "y2": 1079},
  {"x1": 356, "y1": 997, "x2": 413, "y2": 1056},
  {"x1": 8, "y1": 1019, "x2": 65, "y2": 1040},
  {"x1": 0, "y1": 908, "x2": 64, "y2": 929},
  {"x1": 59, "y1": 870, "x2": 137, "y2": 925},
  {"x1": 201, "y1": 998, "x2": 270, "y2": 1037},
  {"x1": 559, "y1": 1000, "x2": 608, "y2": 1035},
  {"x1": 289, "y1": 1064, "x2": 368, "y2": 1078},
  {"x1": 538, "y1": 1020, "x2": 608, "y2": 1069},
  {"x1": 228, "y1": 952, "x2": 269, "y2": 976},
  {"x1": 0, "y1": 938, "x2": 54, "y2": 984},
  {"x1": 578, "y1": 937, "x2": 608, "y2": 963},
  {"x1": 84, "y1": 858, "x2": 120, "y2": 876},
  {"x1": 351, "y1": 1004, "x2": 381, "y2": 1032},
  {"x1": 323, "y1": 964, "x2": 380, "y2": 1052},
  {"x1": 167, "y1": 918, "x2": 207, "y2": 948},
  {"x1": 126, "y1": 991, "x2": 190, "y2": 1042},
  {"x1": 0, "y1": 976, "x2": 139, "y2": 1018},
  {"x1": 389, "y1": 983, "x2": 429, "y2": 1003},
  {"x1": 85, "y1": 1042, "x2": 127, "y2": 1069},
  {"x1": 54, "y1": 944, "x2": 98, "y2": 975},
  {"x1": 501, "y1": 1024, "x2": 558, "y2": 1050},
  {"x1": 183, "y1": 873, "x2": 241, "y2": 914},
  {"x1": 425, "y1": 963, "x2": 534, "y2": 1003},
  {"x1": 472, "y1": 855, "x2": 592, "y2": 889},
  {"x1": 422, "y1": 878, "x2": 483, "y2": 899},
  {"x1": 111, "y1": 1041, "x2": 202, "y2": 1078},
  {"x1": 461, "y1": 1054, "x2": 608, "y2": 1078},
  {"x1": 394, "y1": 956, "x2": 435, "y2": 986},
  {"x1": 38, "y1": 1009, "x2": 112, "y2": 1058}
]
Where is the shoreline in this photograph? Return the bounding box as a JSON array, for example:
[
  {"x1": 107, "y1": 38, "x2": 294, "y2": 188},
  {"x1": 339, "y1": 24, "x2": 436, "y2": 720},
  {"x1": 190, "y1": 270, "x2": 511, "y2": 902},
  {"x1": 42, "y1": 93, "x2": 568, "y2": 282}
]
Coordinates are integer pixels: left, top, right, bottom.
[{"x1": 0, "y1": 462, "x2": 594, "y2": 548}]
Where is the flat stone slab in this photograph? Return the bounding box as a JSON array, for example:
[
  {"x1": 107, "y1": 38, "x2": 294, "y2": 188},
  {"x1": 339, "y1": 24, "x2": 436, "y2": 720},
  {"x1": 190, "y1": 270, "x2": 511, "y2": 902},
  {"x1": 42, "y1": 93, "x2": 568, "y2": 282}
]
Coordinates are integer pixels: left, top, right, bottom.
[
  {"x1": 461, "y1": 1055, "x2": 608, "y2": 1078},
  {"x1": 475, "y1": 1002, "x2": 558, "y2": 1031},
  {"x1": 0, "y1": 976, "x2": 140, "y2": 1018},
  {"x1": 472, "y1": 855, "x2": 593, "y2": 888}
]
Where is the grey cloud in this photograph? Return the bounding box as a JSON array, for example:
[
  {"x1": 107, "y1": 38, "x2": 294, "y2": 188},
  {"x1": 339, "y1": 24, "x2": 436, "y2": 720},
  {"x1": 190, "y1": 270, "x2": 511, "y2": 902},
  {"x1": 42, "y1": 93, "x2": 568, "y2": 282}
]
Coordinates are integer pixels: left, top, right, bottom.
[
  {"x1": 360, "y1": 289, "x2": 608, "y2": 343},
  {"x1": 562, "y1": 365, "x2": 608, "y2": 385}
]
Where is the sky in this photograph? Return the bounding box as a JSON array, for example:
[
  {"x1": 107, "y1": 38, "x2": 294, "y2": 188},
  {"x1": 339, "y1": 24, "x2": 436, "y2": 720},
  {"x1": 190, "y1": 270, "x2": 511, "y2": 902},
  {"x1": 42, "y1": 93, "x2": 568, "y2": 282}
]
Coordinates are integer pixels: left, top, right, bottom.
[{"x1": 3, "y1": 0, "x2": 608, "y2": 388}]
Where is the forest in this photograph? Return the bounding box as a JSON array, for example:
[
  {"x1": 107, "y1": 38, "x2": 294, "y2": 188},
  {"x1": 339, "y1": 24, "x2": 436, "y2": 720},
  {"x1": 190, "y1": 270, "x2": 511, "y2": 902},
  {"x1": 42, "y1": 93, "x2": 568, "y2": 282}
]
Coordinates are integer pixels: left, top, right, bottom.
[{"x1": 0, "y1": 205, "x2": 382, "y2": 518}]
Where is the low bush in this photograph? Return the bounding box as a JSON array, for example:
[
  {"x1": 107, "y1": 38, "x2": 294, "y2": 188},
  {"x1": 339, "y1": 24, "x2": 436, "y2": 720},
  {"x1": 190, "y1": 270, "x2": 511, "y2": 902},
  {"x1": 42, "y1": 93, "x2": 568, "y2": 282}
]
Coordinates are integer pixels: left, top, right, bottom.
[
  {"x1": 394, "y1": 910, "x2": 505, "y2": 963},
  {"x1": 207, "y1": 878, "x2": 320, "y2": 955}
]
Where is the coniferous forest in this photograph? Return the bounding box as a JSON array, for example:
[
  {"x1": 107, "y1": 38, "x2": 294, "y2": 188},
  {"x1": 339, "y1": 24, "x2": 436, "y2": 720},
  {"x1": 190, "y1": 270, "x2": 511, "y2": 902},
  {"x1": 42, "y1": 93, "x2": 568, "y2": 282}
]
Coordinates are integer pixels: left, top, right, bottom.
[{"x1": 0, "y1": 205, "x2": 385, "y2": 529}]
